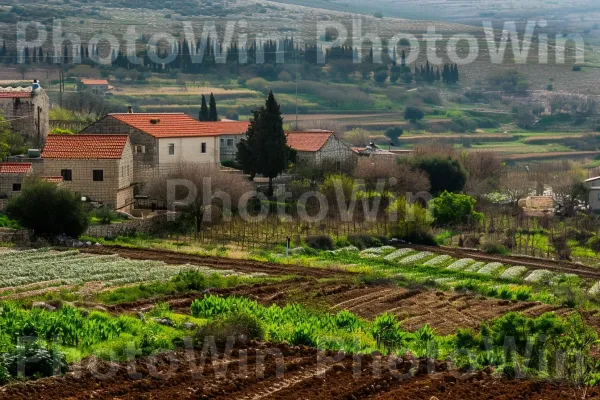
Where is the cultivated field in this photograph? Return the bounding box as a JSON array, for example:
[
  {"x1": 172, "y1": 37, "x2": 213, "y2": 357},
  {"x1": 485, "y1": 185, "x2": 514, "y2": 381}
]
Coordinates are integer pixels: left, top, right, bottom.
[{"x1": 1, "y1": 242, "x2": 600, "y2": 398}]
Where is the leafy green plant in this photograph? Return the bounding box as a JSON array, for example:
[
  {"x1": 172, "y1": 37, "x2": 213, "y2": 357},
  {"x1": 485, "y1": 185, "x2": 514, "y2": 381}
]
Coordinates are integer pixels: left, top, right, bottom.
[{"x1": 1, "y1": 342, "x2": 67, "y2": 379}]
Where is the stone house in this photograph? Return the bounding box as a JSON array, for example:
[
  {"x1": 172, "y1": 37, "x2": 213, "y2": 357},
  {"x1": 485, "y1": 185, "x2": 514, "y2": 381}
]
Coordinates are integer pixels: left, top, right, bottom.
[
  {"x1": 0, "y1": 162, "x2": 33, "y2": 198},
  {"x1": 586, "y1": 176, "x2": 600, "y2": 212},
  {"x1": 41, "y1": 134, "x2": 134, "y2": 212},
  {"x1": 286, "y1": 130, "x2": 356, "y2": 170},
  {"x1": 79, "y1": 79, "x2": 110, "y2": 95},
  {"x1": 0, "y1": 84, "x2": 50, "y2": 147},
  {"x1": 81, "y1": 112, "x2": 249, "y2": 179}
]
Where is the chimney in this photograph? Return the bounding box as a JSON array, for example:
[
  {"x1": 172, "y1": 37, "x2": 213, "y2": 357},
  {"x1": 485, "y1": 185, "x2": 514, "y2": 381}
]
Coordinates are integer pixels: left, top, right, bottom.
[{"x1": 128, "y1": 106, "x2": 133, "y2": 113}]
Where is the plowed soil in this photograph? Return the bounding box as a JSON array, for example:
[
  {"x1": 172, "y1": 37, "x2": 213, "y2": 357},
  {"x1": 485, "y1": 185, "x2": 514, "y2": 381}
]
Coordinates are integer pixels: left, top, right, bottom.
[
  {"x1": 0, "y1": 343, "x2": 593, "y2": 400},
  {"x1": 106, "y1": 278, "x2": 565, "y2": 335},
  {"x1": 82, "y1": 246, "x2": 350, "y2": 279}
]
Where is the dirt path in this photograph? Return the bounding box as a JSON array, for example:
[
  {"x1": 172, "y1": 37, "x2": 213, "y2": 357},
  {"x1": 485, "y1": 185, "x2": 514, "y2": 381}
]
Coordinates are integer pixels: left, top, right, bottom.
[
  {"x1": 0, "y1": 343, "x2": 590, "y2": 400},
  {"x1": 81, "y1": 246, "x2": 350, "y2": 279}
]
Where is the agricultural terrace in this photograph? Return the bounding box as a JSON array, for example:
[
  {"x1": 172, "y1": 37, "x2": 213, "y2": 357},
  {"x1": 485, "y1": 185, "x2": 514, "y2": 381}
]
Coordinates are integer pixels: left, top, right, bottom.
[{"x1": 1, "y1": 241, "x2": 600, "y2": 398}]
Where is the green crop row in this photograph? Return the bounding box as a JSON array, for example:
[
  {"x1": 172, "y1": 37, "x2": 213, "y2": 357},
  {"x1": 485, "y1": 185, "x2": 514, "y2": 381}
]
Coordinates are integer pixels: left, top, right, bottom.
[{"x1": 191, "y1": 295, "x2": 600, "y2": 384}]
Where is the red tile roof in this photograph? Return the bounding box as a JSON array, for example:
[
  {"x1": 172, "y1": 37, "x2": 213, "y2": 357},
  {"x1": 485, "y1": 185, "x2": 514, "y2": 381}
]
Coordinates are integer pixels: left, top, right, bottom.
[
  {"x1": 0, "y1": 163, "x2": 32, "y2": 174},
  {"x1": 42, "y1": 135, "x2": 129, "y2": 159},
  {"x1": 0, "y1": 92, "x2": 32, "y2": 99},
  {"x1": 107, "y1": 113, "x2": 249, "y2": 138},
  {"x1": 81, "y1": 79, "x2": 109, "y2": 85},
  {"x1": 286, "y1": 130, "x2": 334, "y2": 152}
]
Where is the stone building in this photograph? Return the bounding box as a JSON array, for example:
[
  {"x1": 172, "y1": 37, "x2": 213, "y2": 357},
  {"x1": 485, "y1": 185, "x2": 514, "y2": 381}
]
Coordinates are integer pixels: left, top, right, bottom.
[
  {"x1": 81, "y1": 112, "x2": 249, "y2": 179},
  {"x1": 41, "y1": 134, "x2": 134, "y2": 212},
  {"x1": 286, "y1": 130, "x2": 356, "y2": 170},
  {"x1": 0, "y1": 84, "x2": 50, "y2": 147},
  {"x1": 0, "y1": 162, "x2": 33, "y2": 198},
  {"x1": 586, "y1": 176, "x2": 600, "y2": 212},
  {"x1": 79, "y1": 79, "x2": 110, "y2": 95}
]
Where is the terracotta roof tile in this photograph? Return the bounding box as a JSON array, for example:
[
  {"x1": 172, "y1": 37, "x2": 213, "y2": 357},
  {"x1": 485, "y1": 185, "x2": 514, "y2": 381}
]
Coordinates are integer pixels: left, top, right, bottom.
[
  {"x1": 42, "y1": 135, "x2": 129, "y2": 159},
  {"x1": 286, "y1": 130, "x2": 334, "y2": 152},
  {"x1": 108, "y1": 113, "x2": 249, "y2": 138},
  {"x1": 81, "y1": 79, "x2": 109, "y2": 85},
  {"x1": 0, "y1": 92, "x2": 32, "y2": 99},
  {"x1": 0, "y1": 163, "x2": 32, "y2": 174}
]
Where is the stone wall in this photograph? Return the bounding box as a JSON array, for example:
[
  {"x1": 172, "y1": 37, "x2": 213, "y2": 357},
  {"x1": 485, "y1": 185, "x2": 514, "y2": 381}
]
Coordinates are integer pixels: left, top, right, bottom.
[
  {"x1": 0, "y1": 89, "x2": 49, "y2": 147},
  {"x1": 85, "y1": 213, "x2": 170, "y2": 238},
  {"x1": 0, "y1": 228, "x2": 30, "y2": 245},
  {"x1": 81, "y1": 117, "x2": 159, "y2": 172}
]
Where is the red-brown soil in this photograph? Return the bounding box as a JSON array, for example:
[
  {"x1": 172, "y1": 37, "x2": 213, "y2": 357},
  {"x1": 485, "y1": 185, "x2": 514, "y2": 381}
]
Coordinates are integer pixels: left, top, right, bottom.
[
  {"x1": 0, "y1": 343, "x2": 593, "y2": 400},
  {"x1": 105, "y1": 279, "x2": 565, "y2": 335}
]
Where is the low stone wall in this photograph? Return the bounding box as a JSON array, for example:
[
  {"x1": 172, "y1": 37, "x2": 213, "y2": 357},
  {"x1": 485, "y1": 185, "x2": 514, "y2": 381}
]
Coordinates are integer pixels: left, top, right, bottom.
[
  {"x1": 0, "y1": 228, "x2": 30, "y2": 245},
  {"x1": 85, "y1": 213, "x2": 170, "y2": 238}
]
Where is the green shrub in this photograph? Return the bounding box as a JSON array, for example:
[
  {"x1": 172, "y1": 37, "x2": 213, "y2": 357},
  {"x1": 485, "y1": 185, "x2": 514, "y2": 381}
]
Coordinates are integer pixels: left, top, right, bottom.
[
  {"x1": 498, "y1": 286, "x2": 512, "y2": 299},
  {"x1": 347, "y1": 234, "x2": 387, "y2": 249},
  {"x1": 0, "y1": 363, "x2": 9, "y2": 384},
  {"x1": 290, "y1": 324, "x2": 317, "y2": 346},
  {"x1": 172, "y1": 270, "x2": 208, "y2": 291},
  {"x1": 587, "y1": 236, "x2": 600, "y2": 252},
  {"x1": 305, "y1": 235, "x2": 334, "y2": 250},
  {"x1": 6, "y1": 178, "x2": 89, "y2": 238},
  {"x1": 195, "y1": 312, "x2": 265, "y2": 346},
  {"x1": 334, "y1": 310, "x2": 362, "y2": 332},
  {"x1": 482, "y1": 242, "x2": 509, "y2": 255},
  {"x1": 514, "y1": 287, "x2": 531, "y2": 301},
  {"x1": 391, "y1": 229, "x2": 437, "y2": 246},
  {"x1": 90, "y1": 206, "x2": 119, "y2": 225},
  {"x1": 372, "y1": 313, "x2": 408, "y2": 350},
  {"x1": 221, "y1": 159, "x2": 241, "y2": 169},
  {"x1": 432, "y1": 191, "x2": 484, "y2": 227},
  {"x1": 1, "y1": 342, "x2": 67, "y2": 379},
  {"x1": 455, "y1": 328, "x2": 479, "y2": 349}
]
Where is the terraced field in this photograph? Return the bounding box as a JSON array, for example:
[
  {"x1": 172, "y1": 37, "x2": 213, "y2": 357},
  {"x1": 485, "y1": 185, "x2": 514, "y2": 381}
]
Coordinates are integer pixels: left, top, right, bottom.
[{"x1": 1, "y1": 244, "x2": 600, "y2": 399}]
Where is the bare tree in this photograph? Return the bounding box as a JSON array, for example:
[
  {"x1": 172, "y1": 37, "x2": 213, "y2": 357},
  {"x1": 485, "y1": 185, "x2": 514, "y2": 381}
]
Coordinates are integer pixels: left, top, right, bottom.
[
  {"x1": 63, "y1": 91, "x2": 116, "y2": 118},
  {"x1": 144, "y1": 163, "x2": 253, "y2": 234},
  {"x1": 550, "y1": 168, "x2": 589, "y2": 217},
  {"x1": 462, "y1": 151, "x2": 503, "y2": 198},
  {"x1": 499, "y1": 171, "x2": 533, "y2": 206},
  {"x1": 354, "y1": 156, "x2": 430, "y2": 194}
]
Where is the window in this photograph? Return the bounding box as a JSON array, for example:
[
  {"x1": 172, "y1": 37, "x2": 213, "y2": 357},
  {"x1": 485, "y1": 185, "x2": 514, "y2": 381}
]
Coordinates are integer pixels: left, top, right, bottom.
[
  {"x1": 220, "y1": 138, "x2": 225, "y2": 146},
  {"x1": 227, "y1": 138, "x2": 234, "y2": 147},
  {"x1": 134, "y1": 145, "x2": 146, "y2": 154},
  {"x1": 168, "y1": 143, "x2": 175, "y2": 155},
  {"x1": 121, "y1": 165, "x2": 125, "y2": 177},
  {"x1": 201, "y1": 142, "x2": 207, "y2": 153},
  {"x1": 127, "y1": 165, "x2": 130, "y2": 177},
  {"x1": 61, "y1": 169, "x2": 72, "y2": 181},
  {"x1": 93, "y1": 170, "x2": 104, "y2": 182},
  {"x1": 12, "y1": 183, "x2": 21, "y2": 192}
]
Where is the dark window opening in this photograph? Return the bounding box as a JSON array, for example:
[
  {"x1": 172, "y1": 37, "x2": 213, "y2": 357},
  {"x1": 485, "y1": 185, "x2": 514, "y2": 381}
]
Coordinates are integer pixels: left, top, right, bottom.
[
  {"x1": 12, "y1": 183, "x2": 21, "y2": 192},
  {"x1": 93, "y1": 170, "x2": 104, "y2": 182},
  {"x1": 61, "y1": 169, "x2": 72, "y2": 181}
]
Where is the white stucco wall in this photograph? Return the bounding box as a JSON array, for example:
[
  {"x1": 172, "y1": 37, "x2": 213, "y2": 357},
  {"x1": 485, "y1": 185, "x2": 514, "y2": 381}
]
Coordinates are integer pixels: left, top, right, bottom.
[{"x1": 158, "y1": 136, "x2": 220, "y2": 165}]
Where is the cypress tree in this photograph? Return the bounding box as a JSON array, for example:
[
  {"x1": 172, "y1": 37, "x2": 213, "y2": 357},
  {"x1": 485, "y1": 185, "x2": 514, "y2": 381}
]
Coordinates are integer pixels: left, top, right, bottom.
[
  {"x1": 401, "y1": 50, "x2": 406, "y2": 68},
  {"x1": 254, "y1": 91, "x2": 291, "y2": 197},
  {"x1": 236, "y1": 108, "x2": 260, "y2": 180},
  {"x1": 199, "y1": 95, "x2": 209, "y2": 121},
  {"x1": 209, "y1": 93, "x2": 218, "y2": 121}
]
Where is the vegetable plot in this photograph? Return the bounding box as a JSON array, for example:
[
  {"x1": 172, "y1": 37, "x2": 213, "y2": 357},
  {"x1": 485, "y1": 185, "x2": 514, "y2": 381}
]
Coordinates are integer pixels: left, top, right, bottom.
[{"x1": 0, "y1": 248, "x2": 259, "y2": 293}]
